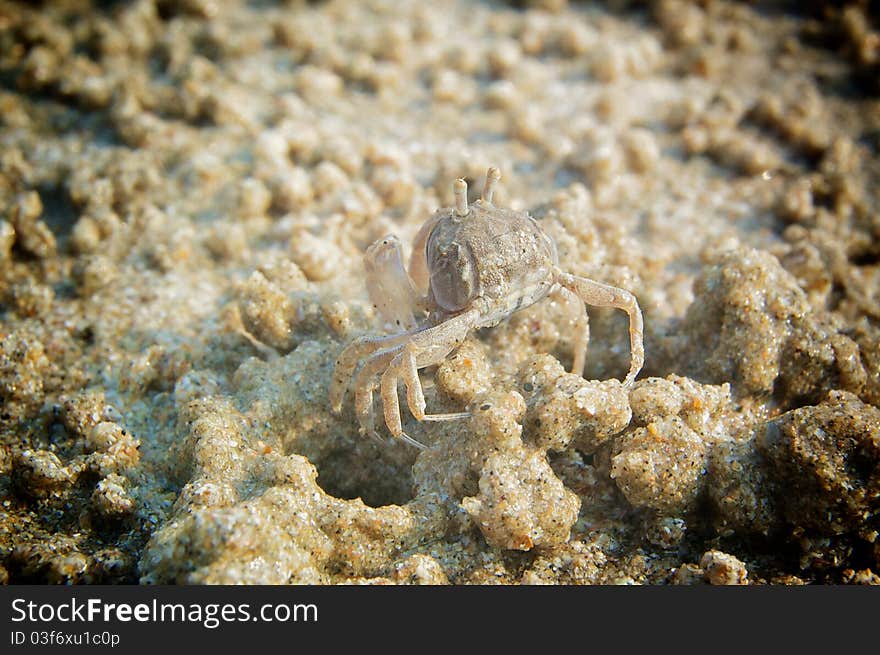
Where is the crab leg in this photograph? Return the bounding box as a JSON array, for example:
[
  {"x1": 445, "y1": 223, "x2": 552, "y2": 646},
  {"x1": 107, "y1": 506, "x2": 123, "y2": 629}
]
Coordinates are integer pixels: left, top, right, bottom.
[
  {"x1": 330, "y1": 330, "x2": 418, "y2": 414},
  {"x1": 352, "y1": 345, "x2": 405, "y2": 443},
  {"x1": 379, "y1": 350, "x2": 429, "y2": 450},
  {"x1": 557, "y1": 285, "x2": 590, "y2": 377},
  {"x1": 378, "y1": 310, "x2": 479, "y2": 446},
  {"x1": 399, "y1": 345, "x2": 470, "y2": 422},
  {"x1": 555, "y1": 270, "x2": 644, "y2": 386}
]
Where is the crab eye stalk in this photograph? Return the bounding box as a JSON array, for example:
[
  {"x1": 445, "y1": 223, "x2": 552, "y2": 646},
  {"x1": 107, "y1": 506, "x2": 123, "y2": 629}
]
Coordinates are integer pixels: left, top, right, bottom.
[
  {"x1": 481, "y1": 167, "x2": 501, "y2": 204},
  {"x1": 454, "y1": 178, "x2": 469, "y2": 217}
]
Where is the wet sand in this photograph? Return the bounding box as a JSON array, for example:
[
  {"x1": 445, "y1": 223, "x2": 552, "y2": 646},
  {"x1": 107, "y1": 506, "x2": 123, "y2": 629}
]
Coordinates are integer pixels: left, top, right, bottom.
[{"x1": 1, "y1": 0, "x2": 878, "y2": 584}]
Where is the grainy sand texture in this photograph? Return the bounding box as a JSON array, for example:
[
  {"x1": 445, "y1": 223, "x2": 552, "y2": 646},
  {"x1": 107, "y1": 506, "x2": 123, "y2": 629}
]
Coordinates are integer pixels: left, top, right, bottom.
[{"x1": 1, "y1": 0, "x2": 878, "y2": 584}]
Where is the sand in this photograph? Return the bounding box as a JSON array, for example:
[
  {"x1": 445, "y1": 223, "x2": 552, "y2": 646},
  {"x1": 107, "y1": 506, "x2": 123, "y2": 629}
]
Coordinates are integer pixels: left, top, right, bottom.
[{"x1": 1, "y1": 0, "x2": 878, "y2": 584}]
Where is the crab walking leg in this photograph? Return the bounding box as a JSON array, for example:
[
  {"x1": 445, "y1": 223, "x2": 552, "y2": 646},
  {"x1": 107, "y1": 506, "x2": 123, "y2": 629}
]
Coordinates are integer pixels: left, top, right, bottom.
[
  {"x1": 379, "y1": 352, "x2": 428, "y2": 450},
  {"x1": 400, "y1": 346, "x2": 470, "y2": 421},
  {"x1": 555, "y1": 270, "x2": 644, "y2": 386},
  {"x1": 379, "y1": 310, "x2": 479, "y2": 445},
  {"x1": 330, "y1": 330, "x2": 419, "y2": 413},
  {"x1": 388, "y1": 339, "x2": 472, "y2": 425},
  {"x1": 557, "y1": 286, "x2": 590, "y2": 377},
  {"x1": 352, "y1": 345, "x2": 405, "y2": 442}
]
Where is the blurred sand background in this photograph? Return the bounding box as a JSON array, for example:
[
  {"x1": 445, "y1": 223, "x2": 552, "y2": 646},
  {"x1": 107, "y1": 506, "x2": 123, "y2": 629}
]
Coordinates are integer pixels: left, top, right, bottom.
[{"x1": 1, "y1": 0, "x2": 878, "y2": 584}]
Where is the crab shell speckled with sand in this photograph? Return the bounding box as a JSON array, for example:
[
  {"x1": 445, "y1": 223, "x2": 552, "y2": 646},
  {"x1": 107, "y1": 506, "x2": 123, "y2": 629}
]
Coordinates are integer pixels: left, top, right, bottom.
[{"x1": 331, "y1": 167, "x2": 644, "y2": 448}]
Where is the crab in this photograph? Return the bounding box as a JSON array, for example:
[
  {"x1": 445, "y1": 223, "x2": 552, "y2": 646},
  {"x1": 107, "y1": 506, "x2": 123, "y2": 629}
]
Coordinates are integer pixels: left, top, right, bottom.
[{"x1": 330, "y1": 167, "x2": 644, "y2": 448}]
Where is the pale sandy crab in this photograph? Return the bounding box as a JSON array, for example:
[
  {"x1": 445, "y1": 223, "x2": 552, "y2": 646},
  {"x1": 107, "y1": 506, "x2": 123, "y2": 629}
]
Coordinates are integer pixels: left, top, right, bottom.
[{"x1": 330, "y1": 167, "x2": 644, "y2": 448}]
